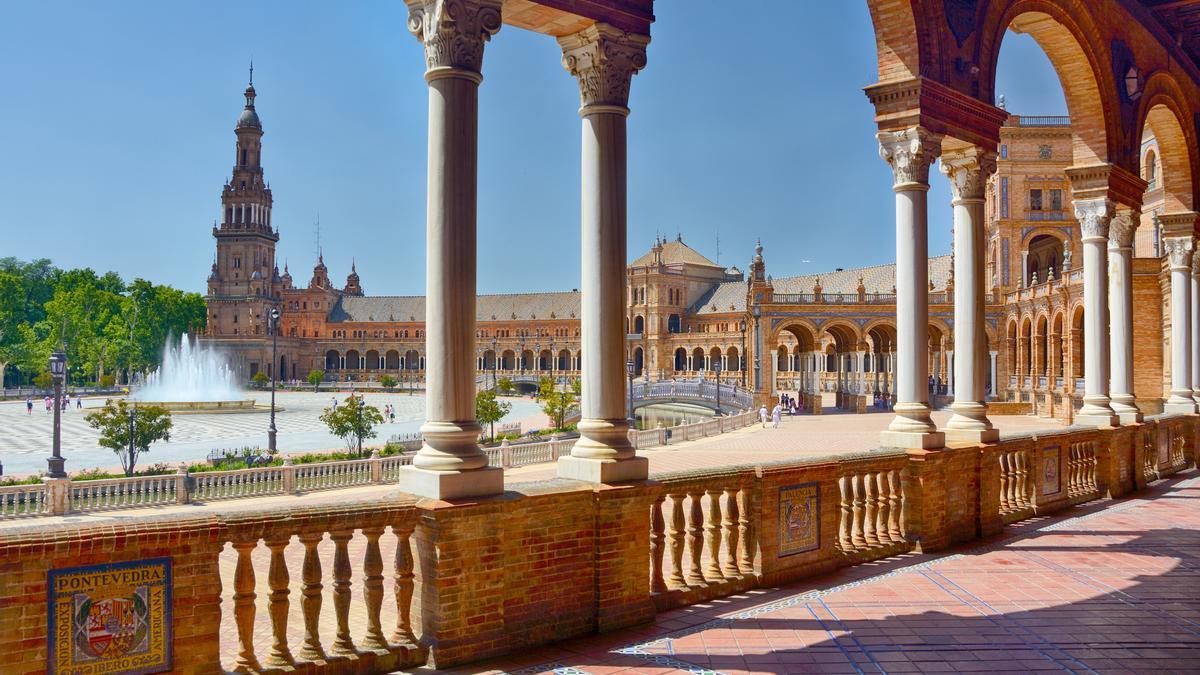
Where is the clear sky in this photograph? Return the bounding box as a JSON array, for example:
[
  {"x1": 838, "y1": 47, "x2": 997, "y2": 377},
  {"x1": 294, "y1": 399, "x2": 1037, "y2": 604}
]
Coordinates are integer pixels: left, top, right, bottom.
[{"x1": 0, "y1": 1, "x2": 1066, "y2": 296}]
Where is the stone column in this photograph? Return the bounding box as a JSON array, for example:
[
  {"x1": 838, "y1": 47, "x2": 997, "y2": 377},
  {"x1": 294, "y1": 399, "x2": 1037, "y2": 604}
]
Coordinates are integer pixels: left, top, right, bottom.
[
  {"x1": 989, "y1": 351, "x2": 998, "y2": 398},
  {"x1": 1107, "y1": 209, "x2": 1142, "y2": 423},
  {"x1": 399, "y1": 0, "x2": 504, "y2": 499},
  {"x1": 941, "y1": 147, "x2": 996, "y2": 441},
  {"x1": 557, "y1": 23, "x2": 650, "y2": 483},
  {"x1": 1073, "y1": 198, "x2": 1119, "y2": 427},
  {"x1": 878, "y1": 127, "x2": 944, "y2": 448},
  {"x1": 1164, "y1": 236, "x2": 1197, "y2": 414},
  {"x1": 1193, "y1": 256, "x2": 1200, "y2": 402}
]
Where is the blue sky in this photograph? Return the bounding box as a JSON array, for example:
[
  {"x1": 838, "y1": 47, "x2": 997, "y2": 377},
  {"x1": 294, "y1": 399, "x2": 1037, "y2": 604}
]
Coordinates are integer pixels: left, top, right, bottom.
[{"x1": 0, "y1": 1, "x2": 1066, "y2": 295}]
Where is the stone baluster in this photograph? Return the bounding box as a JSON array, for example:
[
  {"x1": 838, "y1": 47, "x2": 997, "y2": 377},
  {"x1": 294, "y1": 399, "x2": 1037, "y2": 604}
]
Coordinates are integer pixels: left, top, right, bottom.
[
  {"x1": 330, "y1": 530, "x2": 356, "y2": 655},
  {"x1": 361, "y1": 526, "x2": 389, "y2": 650},
  {"x1": 391, "y1": 524, "x2": 417, "y2": 645},
  {"x1": 875, "y1": 471, "x2": 890, "y2": 544},
  {"x1": 667, "y1": 493, "x2": 687, "y2": 588},
  {"x1": 703, "y1": 489, "x2": 725, "y2": 581},
  {"x1": 232, "y1": 540, "x2": 260, "y2": 672},
  {"x1": 264, "y1": 538, "x2": 295, "y2": 667},
  {"x1": 837, "y1": 475, "x2": 853, "y2": 550},
  {"x1": 649, "y1": 495, "x2": 667, "y2": 593},
  {"x1": 721, "y1": 487, "x2": 740, "y2": 578},
  {"x1": 297, "y1": 533, "x2": 326, "y2": 661},
  {"x1": 887, "y1": 470, "x2": 902, "y2": 541},
  {"x1": 1018, "y1": 450, "x2": 1030, "y2": 507},
  {"x1": 862, "y1": 473, "x2": 879, "y2": 546},
  {"x1": 685, "y1": 490, "x2": 706, "y2": 585},
  {"x1": 998, "y1": 452, "x2": 1012, "y2": 512},
  {"x1": 736, "y1": 488, "x2": 755, "y2": 574},
  {"x1": 850, "y1": 475, "x2": 866, "y2": 549}
]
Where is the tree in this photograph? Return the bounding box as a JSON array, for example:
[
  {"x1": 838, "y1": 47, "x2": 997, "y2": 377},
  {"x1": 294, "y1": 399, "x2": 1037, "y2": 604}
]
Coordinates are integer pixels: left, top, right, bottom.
[
  {"x1": 536, "y1": 376, "x2": 577, "y2": 431},
  {"x1": 496, "y1": 377, "x2": 514, "y2": 395},
  {"x1": 250, "y1": 371, "x2": 269, "y2": 389},
  {"x1": 319, "y1": 394, "x2": 384, "y2": 456},
  {"x1": 380, "y1": 374, "x2": 398, "y2": 389},
  {"x1": 307, "y1": 369, "x2": 325, "y2": 392},
  {"x1": 85, "y1": 401, "x2": 173, "y2": 477},
  {"x1": 475, "y1": 389, "x2": 512, "y2": 443}
]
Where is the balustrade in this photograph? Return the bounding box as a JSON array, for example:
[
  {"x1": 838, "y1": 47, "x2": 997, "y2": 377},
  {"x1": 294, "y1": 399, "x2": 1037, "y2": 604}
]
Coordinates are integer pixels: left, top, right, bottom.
[
  {"x1": 220, "y1": 508, "x2": 423, "y2": 672},
  {"x1": 997, "y1": 447, "x2": 1032, "y2": 516},
  {"x1": 1066, "y1": 440, "x2": 1098, "y2": 499},
  {"x1": 1142, "y1": 427, "x2": 1159, "y2": 482},
  {"x1": 837, "y1": 460, "x2": 906, "y2": 556},
  {"x1": 0, "y1": 483, "x2": 48, "y2": 518},
  {"x1": 650, "y1": 479, "x2": 757, "y2": 596}
]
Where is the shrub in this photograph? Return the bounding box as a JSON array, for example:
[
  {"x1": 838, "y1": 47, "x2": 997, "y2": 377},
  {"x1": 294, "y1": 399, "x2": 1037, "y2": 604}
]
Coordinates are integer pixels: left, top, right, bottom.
[{"x1": 380, "y1": 375, "x2": 398, "y2": 389}]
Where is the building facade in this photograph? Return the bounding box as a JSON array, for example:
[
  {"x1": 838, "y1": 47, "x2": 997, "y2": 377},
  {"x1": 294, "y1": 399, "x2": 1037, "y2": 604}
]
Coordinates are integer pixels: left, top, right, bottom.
[{"x1": 202, "y1": 85, "x2": 1175, "y2": 420}]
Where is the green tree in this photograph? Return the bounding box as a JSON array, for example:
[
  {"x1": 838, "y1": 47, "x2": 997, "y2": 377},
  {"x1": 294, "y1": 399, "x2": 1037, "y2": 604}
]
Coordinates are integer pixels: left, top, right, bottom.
[
  {"x1": 85, "y1": 401, "x2": 173, "y2": 477},
  {"x1": 319, "y1": 395, "x2": 384, "y2": 456},
  {"x1": 496, "y1": 377, "x2": 514, "y2": 394},
  {"x1": 475, "y1": 389, "x2": 512, "y2": 443},
  {"x1": 0, "y1": 272, "x2": 25, "y2": 389},
  {"x1": 307, "y1": 369, "x2": 325, "y2": 392},
  {"x1": 250, "y1": 371, "x2": 269, "y2": 389},
  {"x1": 536, "y1": 376, "x2": 577, "y2": 431},
  {"x1": 380, "y1": 374, "x2": 398, "y2": 389}
]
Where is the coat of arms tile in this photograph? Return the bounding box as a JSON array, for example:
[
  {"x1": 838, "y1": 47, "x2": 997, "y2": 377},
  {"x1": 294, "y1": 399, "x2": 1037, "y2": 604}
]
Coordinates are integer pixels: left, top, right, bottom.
[
  {"x1": 779, "y1": 482, "x2": 819, "y2": 556},
  {"x1": 48, "y1": 557, "x2": 172, "y2": 675},
  {"x1": 1042, "y1": 445, "x2": 1062, "y2": 496}
]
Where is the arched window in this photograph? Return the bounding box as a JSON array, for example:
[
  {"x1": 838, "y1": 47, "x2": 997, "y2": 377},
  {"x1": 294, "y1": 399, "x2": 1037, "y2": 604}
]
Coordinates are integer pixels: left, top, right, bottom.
[{"x1": 1145, "y1": 149, "x2": 1158, "y2": 188}]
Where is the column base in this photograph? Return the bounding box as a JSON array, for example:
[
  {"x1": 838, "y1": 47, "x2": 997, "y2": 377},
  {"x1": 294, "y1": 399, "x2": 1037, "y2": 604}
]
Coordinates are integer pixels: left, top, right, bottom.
[
  {"x1": 1075, "y1": 413, "x2": 1119, "y2": 427},
  {"x1": 879, "y1": 429, "x2": 946, "y2": 450},
  {"x1": 1163, "y1": 399, "x2": 1198, "y2": 415},
  {"x1": 556, "y1": 455, "x2": 648, "y2": 484},
  {"x1": 396, "y1": 465, "x2": 504, "y2": 500},
  {"x1": 943, "y1": 427, "x2": 999, "y2": 444},
  {"x1": 1110, "y1": 396, "x2": 1143, "y2": 425}
]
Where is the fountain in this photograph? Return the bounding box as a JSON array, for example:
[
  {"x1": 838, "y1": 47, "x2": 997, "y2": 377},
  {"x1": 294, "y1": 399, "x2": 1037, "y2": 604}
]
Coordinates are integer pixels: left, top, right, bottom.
[{"x1": 128, "y1": 335, "x2": 264, "y2": 413}]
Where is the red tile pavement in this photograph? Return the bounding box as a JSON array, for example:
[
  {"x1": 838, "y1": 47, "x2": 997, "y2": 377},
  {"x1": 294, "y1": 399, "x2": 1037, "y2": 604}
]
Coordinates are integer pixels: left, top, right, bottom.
[{"x1": 457, "y1": 471, "x2": 1200, "y2": 674}]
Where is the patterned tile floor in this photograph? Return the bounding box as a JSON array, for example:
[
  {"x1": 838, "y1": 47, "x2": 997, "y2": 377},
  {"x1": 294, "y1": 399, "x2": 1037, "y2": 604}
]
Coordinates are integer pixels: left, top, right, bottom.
[{"x1": 452, "y1": 471, "x2": 1200, "y2": 675}]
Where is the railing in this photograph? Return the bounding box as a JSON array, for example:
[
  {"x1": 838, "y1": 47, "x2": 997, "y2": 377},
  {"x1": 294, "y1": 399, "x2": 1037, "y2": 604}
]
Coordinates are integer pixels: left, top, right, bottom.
[
  {"x1": 997, "y1": 447, "x2": 1033, "y2": 519},
  {"x1": 631, "y1": 379, "x2": 754, "y2": 410},
  {"x1": 769, "y1": 292, "x2": 897, "y2": 305},
  {"x1": 0, "y1": 483, "x2": 48, "y2": 518},
  {"x1": 836, "y1": 455, "x2": 909, "y2": 558},
  {"x1": 1016, "y1": 115, "x2": 1071, "y2": 126},
  {"x1": 1066, "y1": 440, "x2": 1098, "y2": 499},
  {"x1": 69, "y1": 473, "x2": 183, "y2": 512},
  {"x1": 294, "y1": 458, "x2": 375, "y2": 491},
  {"x1": 221, "y1": 502, "x2": 424, "y2": 672},
  {"x1": 192, "y1": 466, "x2": 287, "y2": 501}
]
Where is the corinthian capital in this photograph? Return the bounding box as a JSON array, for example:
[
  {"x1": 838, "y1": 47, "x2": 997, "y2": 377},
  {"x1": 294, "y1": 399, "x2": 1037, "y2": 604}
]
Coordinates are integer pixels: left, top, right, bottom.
[
  {"x1": 1107, "y1": 208, "x2": 1137, "y2": 250},
  {"x1": 1165, "y1": 236, "x2": 1195, "y2": 270},
  {"x1": 877, "y1": 127, "x2": 942, "y2": 188},
  {"x1": 559, "y1": 24, "x2": 649, "y2": 111},
  {"x1": 406, "y1": 0, "x2": 503, "y2": 74},
  {"x1": 1073, "y1": 198, "x2": 1114, "y2": 241},
  {"x1": 939, "y1": 146, "x2": 997, "y2": 202}
]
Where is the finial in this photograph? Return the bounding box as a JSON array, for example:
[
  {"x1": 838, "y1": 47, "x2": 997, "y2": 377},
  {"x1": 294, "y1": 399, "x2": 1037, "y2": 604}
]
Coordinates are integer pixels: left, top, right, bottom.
[
  {"x1": 754, "y1": 238, "x2": 763, "y2": 258},
  {"x1": 676, "y1": 231, "x2": 683, "y2": 242},
  {"x1": 998, "y1": 94, "x2": 1006, "y2": 110},
  {"x1": 249, "y1": 59, "x2": 254, "y2": 86}
]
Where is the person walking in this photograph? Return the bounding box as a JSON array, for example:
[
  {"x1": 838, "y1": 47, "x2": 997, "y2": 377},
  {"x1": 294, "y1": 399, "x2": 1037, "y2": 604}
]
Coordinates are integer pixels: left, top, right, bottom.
[
  {"x1": 76, "y1": 396, "x2": 82, "y2": 409},
  {"x1": 44, "y1": 396, "x2": 51, "y2": 413},
  {"x1": 771, "y1": 403, "x2": 782, "y2": 429},
  {"x1": 758, "y1": 404, "x2": 769, "y2": 428},
  {"x1": 25, "y1": 397, "x2": 33, "y2": 415}
]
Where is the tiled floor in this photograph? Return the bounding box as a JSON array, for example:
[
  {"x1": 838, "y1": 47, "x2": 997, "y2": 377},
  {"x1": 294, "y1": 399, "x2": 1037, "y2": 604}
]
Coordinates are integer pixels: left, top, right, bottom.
[{"x1": 458, "y1": 471, "x2": 1200, "y2": 674}]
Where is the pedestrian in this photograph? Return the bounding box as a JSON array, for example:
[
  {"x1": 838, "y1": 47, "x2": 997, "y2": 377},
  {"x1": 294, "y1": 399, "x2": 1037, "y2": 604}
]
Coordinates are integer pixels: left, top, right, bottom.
[
  {"x1": 772, "y1": 403, "x2": 782, "y2": 428},
  {"x1": 331, "y1": 396, "x2": 338, "y2": 409},
  {"x1": 44, "y1": 396, "x2": 51, "y2": 413},
  {"x1": 76, "y1": 396, "x2": 82, "y2": 409},
  {"x1": 390, "y1": 406, "x2": 396, "y2": 423},
  {"x1": 759, "y1": 404, "x2": 769, "y2": 428},
  {"x1": 25, "y1": 397, "x2": 32, "y2": 415}
]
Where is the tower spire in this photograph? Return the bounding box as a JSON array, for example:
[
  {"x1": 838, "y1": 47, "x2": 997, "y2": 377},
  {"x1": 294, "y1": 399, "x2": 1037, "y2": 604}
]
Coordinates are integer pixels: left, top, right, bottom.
[{"x1": 249, "y1": 59, "x2": 254, "y2": 86}]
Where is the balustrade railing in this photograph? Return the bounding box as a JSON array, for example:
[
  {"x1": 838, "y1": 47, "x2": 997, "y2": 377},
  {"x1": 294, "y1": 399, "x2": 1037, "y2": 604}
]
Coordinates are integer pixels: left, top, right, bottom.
[
  {"x1": 836, "y1": 456, "x2": 908, "y2": 557},
  {"x1": 1066, "y1": 440, "x2": 1098, "y2": 499},
  {"x1": 193, "y1": 466, "x2": 287, "y2": 501},
  {"x1": 69, "y1": 473, "x2": 183, "y2": 512},
  {"x1": 0, "y1": 483, "x2": 48, "y2": 518},
  {"x1": 997, "y1": 447, "x2": 1033, "y2": 517}
]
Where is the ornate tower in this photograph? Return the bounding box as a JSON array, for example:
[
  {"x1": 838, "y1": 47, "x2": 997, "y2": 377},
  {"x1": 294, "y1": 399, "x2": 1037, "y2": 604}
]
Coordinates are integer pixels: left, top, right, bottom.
[{"x1": 206, "y1": 68, "x2": 281, "y2": 337}]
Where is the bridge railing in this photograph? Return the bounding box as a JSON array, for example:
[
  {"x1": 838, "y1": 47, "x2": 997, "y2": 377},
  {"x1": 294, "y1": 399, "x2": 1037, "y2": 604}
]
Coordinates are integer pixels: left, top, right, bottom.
[{"x1": 631, "y1": 379, "x2": 753, "y2": 410}]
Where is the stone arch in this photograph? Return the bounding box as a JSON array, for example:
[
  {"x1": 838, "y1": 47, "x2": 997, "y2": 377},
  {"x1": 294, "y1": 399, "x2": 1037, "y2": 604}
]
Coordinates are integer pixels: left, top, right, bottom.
[
  {"x1": 557, "y1": 349, "x2": 571, "y2": 371},
  {"x1": 1137, "y1": 73, "x2": 1198, "y2": 211},
  {"x1": 1019, "y1": 316, "x2": 1033, "y2": 376},
  {"x1": 501, "y1": 349, "x2": 516, "y2": 371},
  {"x1": 772, "y1": 320, "x2": 819, "y2": 352},
  {"x1": 818, "y1": 320, "x2": 861, "y2": 352},
  {"x1": 691, "y1": 346, "x2": 705, "y2": 370},
  {"x1": 632, "y1": 346, "x2": 644, "y2": 377},
  {"x1": 345, "y1": 349, "x2": 361, "y2": 371},
  {"x1": 1051, "y1": 310, "x2": 1066, "y2": 378},
  {"x1": 385, "y1": 349, "x2": 400, "y2": 369},
  {"x1": 365, "y1": 349, "x2": 381, "y2": 370},
  {"x1": 727, "y1": 346, "x2": 741, "y2": 372},
  {"x1": 674, "y1": 347, "x2": 687, "y2": 372},
  {"x1": 633, "y1": 315, "x2": 645, "y2": 334},
  {"x1": 325, "y1": 350, "x2": 340, "y2": 371},
  {"x1": 1005, "y1": 318, "x2": 1018, "y2": 377},
  {"x1": 865, "y1": 0, "x2": 928, "y2": 83},
  {"x1": 1069, "y1": 303, "x2": 1085, "y2": 379},
  {"x1": 1035, "y1": 313, "x2": 1050, "y2": 378},
  {"x1": 709, "y1": 346, "x2": 724, "y2": 371},
  {"x1": 979, "y1": 3, "x2": 1119, "y2": 167},
  {"x1": 405, "y1": 349, "x2": 420, "y2": 370},
  {"x1": 520, "y1": 349, "x2": 534, "y2": 371}
]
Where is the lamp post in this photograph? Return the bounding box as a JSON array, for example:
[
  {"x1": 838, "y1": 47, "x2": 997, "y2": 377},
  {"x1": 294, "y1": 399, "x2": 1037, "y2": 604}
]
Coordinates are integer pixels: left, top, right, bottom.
[
  {"x1": 714, "y1": 361, "x2": 723, "y2": 416},
  {"x1": 519, "y1": 337, "x2": 526, "y2": 376},
  {"x1": 491, "y1": 336, "x2": 498, "y2": 390},
  {"x1": 626, "y1": 359, "x2": 635, "y2": 429},
  {"x1": 268, "y1": 307, "x2": 279, "y2": 452},
  {"x1": 559, "y1": 376, "x2": 567, "y2": 430},
  {"x1": 751, "y1": 306, "x2": 762, "y2": 396},
  {"x1": 47, "y1": 350, "x2": 67, "y2": 478}
]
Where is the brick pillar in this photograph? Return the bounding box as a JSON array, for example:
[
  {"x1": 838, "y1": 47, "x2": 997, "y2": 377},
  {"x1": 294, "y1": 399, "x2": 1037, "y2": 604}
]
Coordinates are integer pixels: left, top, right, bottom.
[
  {"x1": 593, "y1": 484, "x2": 656, "y2": 632},
  {"x1": 901, "y1": 448, "x2": 950, "y2": 552}
]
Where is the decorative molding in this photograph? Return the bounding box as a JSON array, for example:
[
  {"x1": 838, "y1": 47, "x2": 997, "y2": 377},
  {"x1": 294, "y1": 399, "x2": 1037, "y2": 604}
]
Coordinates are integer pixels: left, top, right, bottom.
[
  {"x1": 939, "y1": 147, "x2": 996, "y2": 202},
  {"x1": 877, "y1": 127, "x2": 942, "y2": 187},
  {"x1": 1073, "y1": 198, "x2": 1114, "y2": 241},
  {"x1": 406, "y1": 0, "x2": 503, "y2": 74},
  {"x1": 558, "y1": 23, "x2": 649, "y2": 111},
  {"x1": 1019, "y1": 225, "x2": 1074, "y2": 242},
  {"x1": 1164, "y1": 236, "x2": 1195, "y2": 270}
]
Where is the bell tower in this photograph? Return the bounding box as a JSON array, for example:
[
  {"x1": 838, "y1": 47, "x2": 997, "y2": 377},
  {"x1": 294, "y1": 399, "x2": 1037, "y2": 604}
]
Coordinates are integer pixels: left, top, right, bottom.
[{"x1": 206, "y1": 66, "x2": 281, "y2": 338}]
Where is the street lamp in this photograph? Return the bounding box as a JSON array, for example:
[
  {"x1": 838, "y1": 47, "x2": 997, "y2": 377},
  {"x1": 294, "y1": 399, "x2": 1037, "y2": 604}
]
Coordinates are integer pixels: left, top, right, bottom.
[
  {"x1": 626, "y1": 359, "x2": 635, "y2": 428},
  {"x1": 47, "y1": 350, "x2": 67, "y2": 478},
  {"x1": 713, "y1": 360, "x2": 723, "y2": 416},
  {"x1": 491, "y1": 336, "x2": 499, "y2": 390},
  {"x1": 268, "y1": 307, "x2": 280, "y2": 452},
  {"x1": 559, "y1": 376, "x2": 568, "y2": 430}
]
